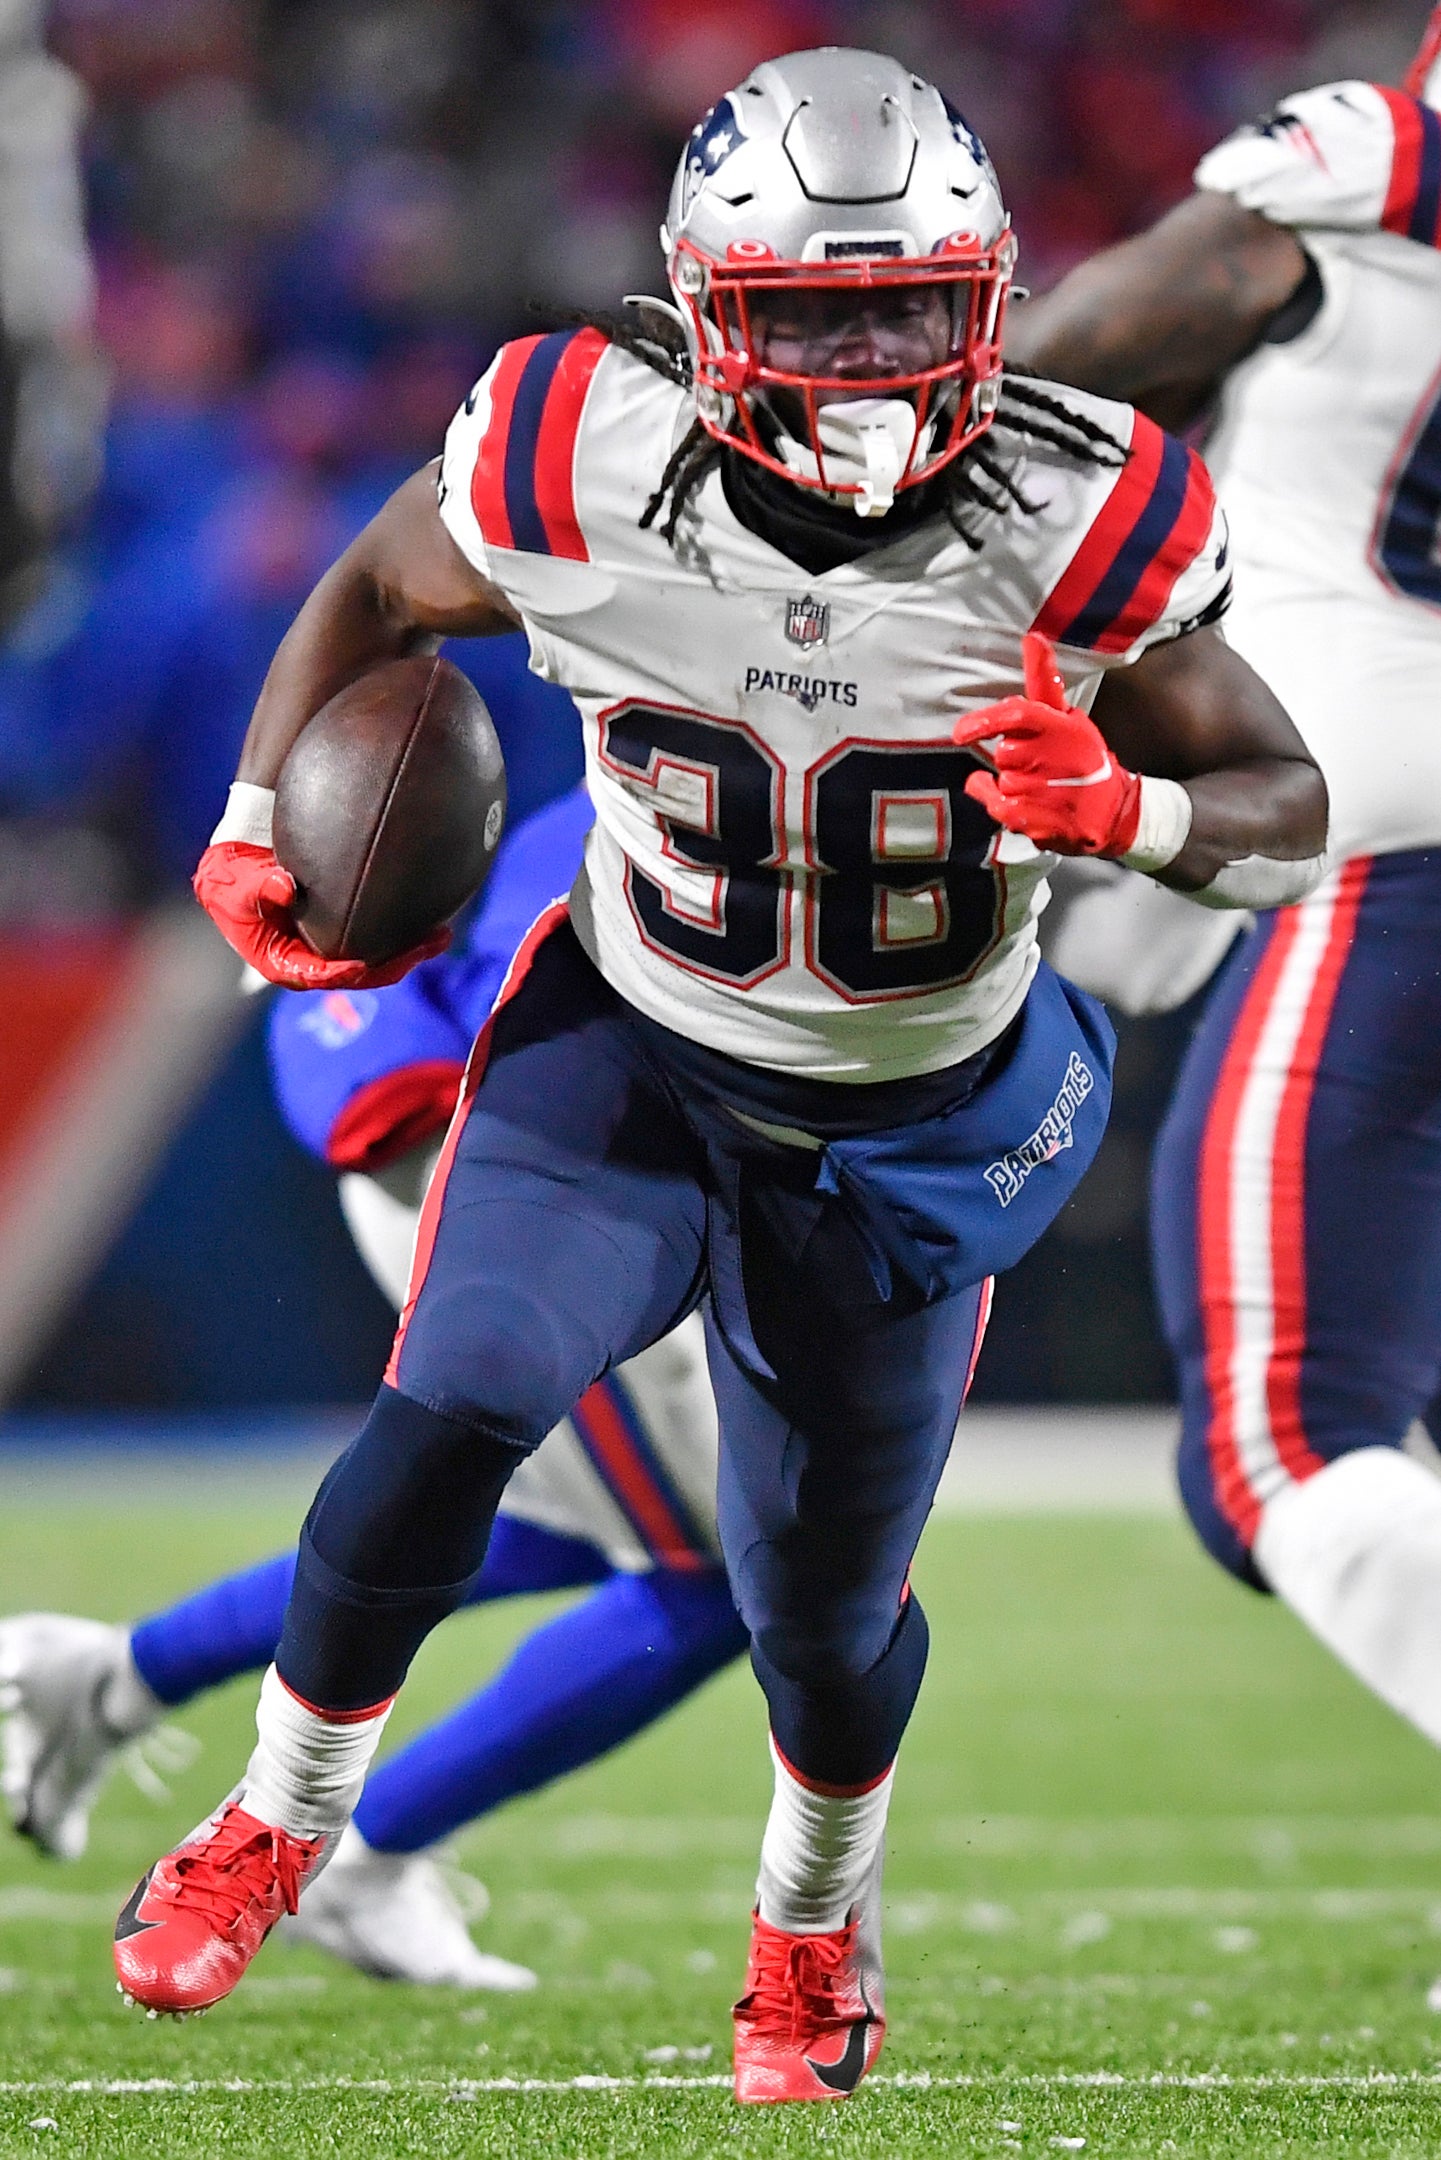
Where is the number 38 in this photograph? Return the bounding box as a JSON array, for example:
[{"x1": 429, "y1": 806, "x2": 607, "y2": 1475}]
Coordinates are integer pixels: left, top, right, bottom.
[{"x1": 598, "y1": 702, "x2": 1005, "y2": 1002}]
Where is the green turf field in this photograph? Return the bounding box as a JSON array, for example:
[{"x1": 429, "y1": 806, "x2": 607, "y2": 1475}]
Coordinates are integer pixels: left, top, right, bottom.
[{"x1": 4, "y1": 1483, "x2": 1441, "y2": 2156}]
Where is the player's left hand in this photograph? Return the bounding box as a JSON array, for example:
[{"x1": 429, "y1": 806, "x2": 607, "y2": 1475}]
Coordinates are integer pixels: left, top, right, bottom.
[{"x1": 952, "y1": 633, "x2": 1144, "y2": 858}]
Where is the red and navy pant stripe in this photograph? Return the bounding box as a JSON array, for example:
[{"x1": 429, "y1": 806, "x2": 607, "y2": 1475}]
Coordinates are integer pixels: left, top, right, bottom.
[{"x1": 1151, "y1": 850, "x2": 1441, "y2": 1583}]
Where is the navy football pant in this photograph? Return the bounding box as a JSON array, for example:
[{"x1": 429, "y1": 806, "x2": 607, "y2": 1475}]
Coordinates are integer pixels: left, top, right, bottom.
[
  {"x1": 1152, "y1": 851, "x2": 1441, "y2": 1588},
  {"x1": 277, "y1": 916, "x2": 989, "y2": 1786}
]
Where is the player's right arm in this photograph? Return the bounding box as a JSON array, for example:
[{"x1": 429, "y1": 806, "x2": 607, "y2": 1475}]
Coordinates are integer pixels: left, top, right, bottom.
[
  {"x1": 236, "y1": 465, "x2": 519, "y2": 789},
  {"x1": 197, "y1": 464, "x2": 520, "y2": 991}
]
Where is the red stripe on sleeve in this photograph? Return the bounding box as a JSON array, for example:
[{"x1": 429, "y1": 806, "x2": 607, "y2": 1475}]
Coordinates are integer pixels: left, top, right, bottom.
[
  {"x1": 1263, "y1": 861, "x2": 1368, "y2": 1482},
  {"x1": 1379, "y1": 86, "x2": 1423, "y2": 234},
  {"x1": 1032, "y1": 414, "x2": 1165, "y2": 645},
  {"x1": 469, "y1": 337, "x2": 544, "y2": 553},
  {"x1": 1103, "y1": 446, "x2": 1217, "y2": 652},
  {"x1": 1196, "y1": 911, "x2": 1302, "y2": 1547},
  {"x1": 384, "y1": 900, "x2": 569, "y2": 1389},
  {"x1": 532, "y1": 328, "x2": 608, "y2": 563},
  {"x1": 572, "y1": 1382, "x2": 705, "y2": 1569}
]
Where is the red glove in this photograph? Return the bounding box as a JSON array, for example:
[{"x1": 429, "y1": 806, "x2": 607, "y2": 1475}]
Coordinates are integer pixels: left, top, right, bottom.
[
  {"x1": 952, "y1": 633, "x2": 1143, "y2": 859},
  {"x1": 193, "y1": 842, "x2": 450, "y2": 991}
]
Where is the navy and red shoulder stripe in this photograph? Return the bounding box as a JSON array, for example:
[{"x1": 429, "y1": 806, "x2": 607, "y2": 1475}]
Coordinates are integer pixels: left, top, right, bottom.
[
  {"x1": 1378, "y1": 87, "x2": 1441, "y2": 246},
  {"x1": 1033, "y1": 414, "x2": 1217, "y2": 654},
  {"x1": 469, "y1": 327, "x2": 609, "y2": 561}
]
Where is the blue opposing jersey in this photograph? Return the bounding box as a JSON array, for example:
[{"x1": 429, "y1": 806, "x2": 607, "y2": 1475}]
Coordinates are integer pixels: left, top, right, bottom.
[{"x1": 268, "y1": 785, "x2": 595, "y2": 1163}]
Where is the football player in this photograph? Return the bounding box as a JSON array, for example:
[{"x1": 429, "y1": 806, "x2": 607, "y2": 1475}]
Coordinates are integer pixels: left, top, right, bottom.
[
  {"x1": 120, "y1": 50, "x2": 1326, "y2": 2102},
  {"x1": 1, "y1": 785, "x2": 745, "y2": 1989},
  {"x1": 1011, "y1": 13, "x2": 1441, "y2": 1861}
]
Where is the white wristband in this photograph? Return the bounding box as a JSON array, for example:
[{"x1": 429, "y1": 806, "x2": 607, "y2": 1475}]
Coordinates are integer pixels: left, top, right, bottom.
[
  {"x1": 210, "y1": 782, "x2": 275, "y2": 849},
  {"x1": 1120, "y1": 775, "x2": 1192, "y2": 874}
]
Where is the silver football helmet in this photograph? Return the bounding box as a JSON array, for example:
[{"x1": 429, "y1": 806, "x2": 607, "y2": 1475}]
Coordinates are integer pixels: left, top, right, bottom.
[{"x1": 662, "y1": 48, "x2": 1015, "y2": 515}]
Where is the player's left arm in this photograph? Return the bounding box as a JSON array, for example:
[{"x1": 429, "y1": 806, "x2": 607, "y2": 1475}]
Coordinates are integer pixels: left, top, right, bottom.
[
  {"x1": 955, "y1": 628, "x2": 1327, "y2": 907},
  {"x1": 1004, "y1": 189, "x2": 1310, "y2": 430},
  {"x1": 1090, "y1": 625, "x2": 1327, "y2": 892}
]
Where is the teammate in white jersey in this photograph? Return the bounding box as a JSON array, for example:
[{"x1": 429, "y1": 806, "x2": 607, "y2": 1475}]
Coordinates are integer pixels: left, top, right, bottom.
[
  {"x1": 121, "y1": 50, "x2": 1324, "y2": 2100},
  {"x1": 1014, "y1": 14, "x2": 1441, "y2": 1854}
]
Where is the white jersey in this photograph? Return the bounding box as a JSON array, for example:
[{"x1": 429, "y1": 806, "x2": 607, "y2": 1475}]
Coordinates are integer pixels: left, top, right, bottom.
[
  {"x1": 437, "y1": 335, "x2": 1227, "y2": 1080},
  {"x1": 1197, "y1": 81, "x2": 1441, "y2": 863}
]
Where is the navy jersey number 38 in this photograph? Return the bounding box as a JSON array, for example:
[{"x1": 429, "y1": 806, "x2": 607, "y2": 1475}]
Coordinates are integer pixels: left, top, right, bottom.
[{"x1": 598, "y1": 703, "x2": 1004, "y2": 1001}]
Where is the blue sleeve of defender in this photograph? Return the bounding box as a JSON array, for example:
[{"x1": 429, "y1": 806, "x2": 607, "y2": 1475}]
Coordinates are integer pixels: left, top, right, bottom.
[{"x1": 267, "y1": 785, "x2": 595, "y2": 1163}]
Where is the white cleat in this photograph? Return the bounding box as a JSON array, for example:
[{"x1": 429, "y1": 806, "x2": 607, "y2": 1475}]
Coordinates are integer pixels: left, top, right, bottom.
[
  {"x1": 280, "y1": 1823, "x2": 537, "y2": 1990},
  {"x1": 0, "y1": 1614, "x2": 165, "y2": 1859}
]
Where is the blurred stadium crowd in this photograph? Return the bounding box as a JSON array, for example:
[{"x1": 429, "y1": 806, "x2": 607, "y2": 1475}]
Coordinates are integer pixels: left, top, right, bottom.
[{"x1": 0, "y1": 0, "x2": 1428, "y2": 1416}]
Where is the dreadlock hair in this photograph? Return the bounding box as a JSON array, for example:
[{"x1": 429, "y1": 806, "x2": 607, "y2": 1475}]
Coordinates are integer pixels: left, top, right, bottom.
[{"x1": 542, "y1": 304, "x2": 1129, "y2": 551}]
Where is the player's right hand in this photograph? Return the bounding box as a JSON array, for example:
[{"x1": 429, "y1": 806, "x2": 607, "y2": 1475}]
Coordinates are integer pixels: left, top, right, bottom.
[{"x1": 192, "y1": 842, "x2": 450, "y2": 991}]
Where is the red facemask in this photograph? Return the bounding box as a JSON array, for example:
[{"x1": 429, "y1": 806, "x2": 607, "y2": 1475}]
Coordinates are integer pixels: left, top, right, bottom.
[{"x1": 670, "y1": 228, "x2": 1016, "y2": 504}]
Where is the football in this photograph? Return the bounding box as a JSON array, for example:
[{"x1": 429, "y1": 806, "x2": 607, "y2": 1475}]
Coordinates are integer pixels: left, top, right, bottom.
[{"x1": 273, "y1": 653, "x2": 507, "y2": 965}]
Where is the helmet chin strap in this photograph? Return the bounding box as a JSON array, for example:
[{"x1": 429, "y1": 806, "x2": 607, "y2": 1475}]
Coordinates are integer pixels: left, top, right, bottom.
[{"x1": 774, "y1": 397, "x2": 929, "y2": 518}]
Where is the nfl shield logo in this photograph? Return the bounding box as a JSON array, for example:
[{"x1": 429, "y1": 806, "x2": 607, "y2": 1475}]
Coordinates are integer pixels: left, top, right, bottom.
[{"x1": 785, "y1": 596, "x2": 829, "y2": 648}]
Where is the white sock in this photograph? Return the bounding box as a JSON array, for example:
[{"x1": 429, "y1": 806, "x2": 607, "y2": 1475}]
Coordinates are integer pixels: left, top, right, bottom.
[
  {"x1": 103, "y1": 1642, "x2": 164, "y2": 1739},
  {"x1": 755, "y1": 1735, "x2": 894, "y2": 1935},
  {"x1": 241, "y1": 1665, "x2": 393, "y2": 1841},
  {"x1": 1253, "y1": 1447, "x2": 1441, "y2": 1746}
]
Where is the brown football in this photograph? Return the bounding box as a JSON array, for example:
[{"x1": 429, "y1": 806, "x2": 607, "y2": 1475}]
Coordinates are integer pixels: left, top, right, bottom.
[{"x1": 273, "y1": 654, "x2": 507, "y2": 965}]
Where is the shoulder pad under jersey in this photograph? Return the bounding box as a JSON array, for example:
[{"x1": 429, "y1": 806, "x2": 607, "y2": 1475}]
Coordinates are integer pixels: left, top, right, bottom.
[{"x1": 1195, "y1": 80, "x2": 1441, "y2": 245}]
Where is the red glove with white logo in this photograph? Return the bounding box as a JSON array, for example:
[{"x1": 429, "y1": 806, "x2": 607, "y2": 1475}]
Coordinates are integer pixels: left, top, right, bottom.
[
  {"x1": 193, "y1": 842, "x2": 449, "y2": 991},
  {"x1": 952, "y1": 633, "x2": 1144, "y2": 859}
]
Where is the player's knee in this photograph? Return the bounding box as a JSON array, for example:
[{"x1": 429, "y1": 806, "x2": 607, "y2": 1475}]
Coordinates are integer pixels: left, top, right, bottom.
[
  {"x1": 732, "y1": 1538, "x2": 903, "y2": 1684},
  {"x1": 1176, "y1": 1421, "x2": 1270, "y2": 1592},
  {"x1": 402, "y1": 1278, "x2": 607, "y2": 1445},
  {"x1": 748, "y1": 1605, "x2": 894, "y2": 1689}
]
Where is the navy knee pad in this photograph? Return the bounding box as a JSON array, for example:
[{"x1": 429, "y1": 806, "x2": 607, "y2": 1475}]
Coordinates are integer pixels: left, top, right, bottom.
[
  {"x1": 752, "y1": 1592, "x2": 930, "y2": 1789},
  {"x1": 306, "y1": 1385, "x2": 528, "y2": 1589},
  {"x1": 275, "y1": 1386, "x2": 528, "y2": 1709}
]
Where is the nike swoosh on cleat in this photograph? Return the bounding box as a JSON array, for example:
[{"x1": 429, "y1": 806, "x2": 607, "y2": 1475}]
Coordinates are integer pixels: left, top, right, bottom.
[
  {"x1": 114, "y1": 1869, "x2": 160, "y2": 1940},
  {"x1": 804, "y1": 2013, "x2": 874, "y2": 2094}
]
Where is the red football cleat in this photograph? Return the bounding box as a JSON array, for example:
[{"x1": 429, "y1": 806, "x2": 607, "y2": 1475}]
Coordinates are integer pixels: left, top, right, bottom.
[
  {"x1": 114, "y1": 1799, "x2": 325, "y2": 2015},
  {"x1": 732, "y1": 1909, "x2": 885, "y2": 2104}
]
